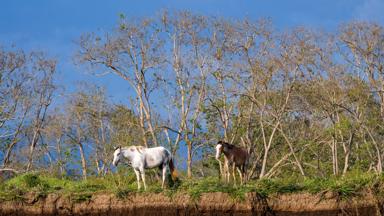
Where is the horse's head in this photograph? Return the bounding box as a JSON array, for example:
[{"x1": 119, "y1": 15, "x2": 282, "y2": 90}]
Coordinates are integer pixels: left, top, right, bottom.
[
  {"x1": 112, "y1": 146, "x2": 122, "y2": 166},
  {"x1": 215, "y1": 141, "x2": 224, "y2": 159},
  {"x1": 216, "y1": 141, "x2": 234, "y2": 159}
]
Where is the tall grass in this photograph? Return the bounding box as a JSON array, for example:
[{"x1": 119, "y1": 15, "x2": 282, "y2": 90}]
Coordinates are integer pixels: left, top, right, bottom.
[{"x1": 0, "y1": 171, "x2": 383, "y2": 202}]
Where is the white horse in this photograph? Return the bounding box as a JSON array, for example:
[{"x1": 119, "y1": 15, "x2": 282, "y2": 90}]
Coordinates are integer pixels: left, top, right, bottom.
[{"x1": 112, "y1": 145, "x2": 177, "y2": 190}]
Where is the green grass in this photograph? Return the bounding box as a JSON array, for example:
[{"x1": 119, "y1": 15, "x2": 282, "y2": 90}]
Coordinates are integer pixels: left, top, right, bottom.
[{"x1": 0, "y1": 171, "x2": 383, "y2": 202}]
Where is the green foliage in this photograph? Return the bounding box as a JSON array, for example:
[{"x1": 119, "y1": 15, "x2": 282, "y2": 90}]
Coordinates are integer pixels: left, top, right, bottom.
[
  {"x1": 109, "y1": 105, "x2": 144, "y2": 147},
  {"x1": 0, "y1": 171, "x2": 383, "y2": 203},
  {"x1": 0, "y1": 184, "x2": 24, "y2": 201},
  {"x1": 71, "y1": 181, "x2": 106, "y2": 193},
  {"x1": 253, "y1": 178, "x2": 303, "y2": 197},
  {"x1": 4, "y1": 15, "x2": 384, "y2": 204},
  {"x1": 19, "y1": 173, "x2": 46, "y2": 188},
  {"x1": 180, "y1": 177, "x2": 225, "y2": 200},
  {"x1": 0, "y1": 173, "x2": 51, "y2": 201},
  {"x1": 115, "y1": 188, "x2": 133, "y2": 199},
  {"x1": 177, "y1": 177, "x2": 257, "y2": 201}
]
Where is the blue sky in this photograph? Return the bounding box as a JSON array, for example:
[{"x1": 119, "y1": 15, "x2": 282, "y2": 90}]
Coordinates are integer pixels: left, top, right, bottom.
[
  {"x1": 1, "y1": 0, "x2": 384, "y2": 103},
  {"x1": 1, "y1": 0, "x2": 384, "y2": 171}
]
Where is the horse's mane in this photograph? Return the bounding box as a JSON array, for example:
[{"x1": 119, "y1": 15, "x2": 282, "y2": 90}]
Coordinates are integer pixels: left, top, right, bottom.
[
  {"x1": 120, "y1": 146, "x2": 146, "y2": 154},
  {"x1": 218, "y1": 141, "x2": 235, "y2": 149},
  {"x1": 134, "y1": 146, "x2": 145, "y2": 154}
]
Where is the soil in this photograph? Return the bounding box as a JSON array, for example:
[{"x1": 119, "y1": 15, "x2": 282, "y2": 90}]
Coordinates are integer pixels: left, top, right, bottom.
[{"x1": 0, "y1": 191, "x2": 383, "y2": 216}]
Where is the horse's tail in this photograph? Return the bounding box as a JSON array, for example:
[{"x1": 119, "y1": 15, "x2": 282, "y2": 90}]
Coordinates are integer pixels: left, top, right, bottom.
[{"x1": 169, "y1": 157, "x2": 178, "y2": 181}]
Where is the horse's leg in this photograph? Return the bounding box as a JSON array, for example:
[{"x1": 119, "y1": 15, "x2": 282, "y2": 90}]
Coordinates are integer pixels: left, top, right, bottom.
[
  {"x1": 237, "y1": 167, "x2": 243, "y2": 185},
  {"x1": 140, "y1": 168, "x2": 147, "y2": 191},
  {"x1": 232, "y1": 164, "x2": 237, "y2": 186},
  {"x1": 242, "y1": 165, "x2": 248, "y2": 184},
  {"x1": 223, "y1": 158, "x2": 229, "y2": 183},
  {"x1": 162, "y1": 165, "x2": 167, "y2": 189},
  {"x1": 226, "y1": 162, "x2": 230, "y2": 183},
  {"x1": 217, "y1": 159, "x2": 223, "y2": 179},
  {"x1": 134, "y1": 168, "x2": 141, "y2": 190}
]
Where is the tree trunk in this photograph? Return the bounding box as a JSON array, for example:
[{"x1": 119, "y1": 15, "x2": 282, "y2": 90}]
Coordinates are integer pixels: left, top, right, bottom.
[
  {"x1": 138, "y1": 98, "x2": 148, "y2": 147},
  {"x1": 259, "y1": 148, "x2": 270, "y2": 178},
  {"x1": 78, "y1": 143, "x2": 87, "y2": 180},
  {"x1": 3, "y1": 140, "x2": 18, "y2": 167},
  {"x1": 280, "y1": 127, "x2": 305, "y2": 176},
  {"x1": 332, "y1": 137, "x2": 339, "y2": 176},
  {"x1": 3, "y1": 109, "x2": 28, "y2": 167},
  {"x1": 364, "y1": 126, "x2": 382, "y2": 173},
  {"x1": 187, "y1": 140, "x2": 193, "y2": 178},
  {"x1": 56, "y1": 137, "x2": 65, "y2": 176},
  {"x1": 96, "y1": 158, "x2": 101, "y2": 176},
  {"x1": 342, "y1": 151, "x2": 350, "y2": 175},
  {"x1": 27, "y1": 100, "x2": 50, "y2": 171},
  {"x1": 342, "y1": 132, "x2": 354, "y2": 175},
  {"x1": 145, "y1": 111, "x2": 158, "y2": 146},
  {"x1": 26, "y1": 130, "x2": 39, "y2": 171},
  {"x1": 259, "y1": 121, "x2": 280, "y2": 178}
]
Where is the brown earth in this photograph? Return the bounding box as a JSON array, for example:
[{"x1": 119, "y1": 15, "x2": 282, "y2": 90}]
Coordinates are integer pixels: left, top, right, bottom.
[{"x1": 0, "y1": 191, "x2": 383, "y2": 216}]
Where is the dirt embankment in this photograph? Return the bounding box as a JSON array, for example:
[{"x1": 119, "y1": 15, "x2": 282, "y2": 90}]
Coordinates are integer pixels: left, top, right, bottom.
[{"x1": 0, "y1": 192, "x2": 383, "y2": 216}]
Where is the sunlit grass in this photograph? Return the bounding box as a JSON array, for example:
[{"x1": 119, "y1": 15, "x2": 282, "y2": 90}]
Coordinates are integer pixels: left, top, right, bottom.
[{"x1": 0, "y1": 170, "x2": 383, "y2": 202}]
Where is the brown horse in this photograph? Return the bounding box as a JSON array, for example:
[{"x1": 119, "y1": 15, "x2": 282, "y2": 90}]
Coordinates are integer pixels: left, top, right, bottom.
[{"x1": 215, "y1": 141, "x2": 249, "y2": 185}]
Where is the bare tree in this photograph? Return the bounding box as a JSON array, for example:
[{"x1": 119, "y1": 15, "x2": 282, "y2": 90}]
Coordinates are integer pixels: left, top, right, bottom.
[
  {"x1": 26, "y1": 53, "x2": 56, "y2": 171},
  {"x1": 161, "y1": 12, "x2": 211, "y2": 178},
  {"x1": 0, "y1": 48, "x2": 56, "y2": 171},
  {"x1": 340, "y1": 22, "x2": 384, "y2": 173},
  {"x1": 77, "y1": 16, "x2": 165, "y2": 148},
  {"x1": 43, "y1": 112, "x2": 67, "y2": 176},
  {"x1": 64, "y1": 92, "x2": 91, "y2": 180}
]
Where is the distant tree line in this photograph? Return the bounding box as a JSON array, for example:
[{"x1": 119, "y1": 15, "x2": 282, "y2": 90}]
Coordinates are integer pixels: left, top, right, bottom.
[{"x1": 1, "y1": 11, "x2": 384, "y2": 180}]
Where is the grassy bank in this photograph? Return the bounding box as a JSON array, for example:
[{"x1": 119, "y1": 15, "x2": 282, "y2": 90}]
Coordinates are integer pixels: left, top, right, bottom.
[{"x1": 1, "y1": 171, "x2": 384, "y2": 202}]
